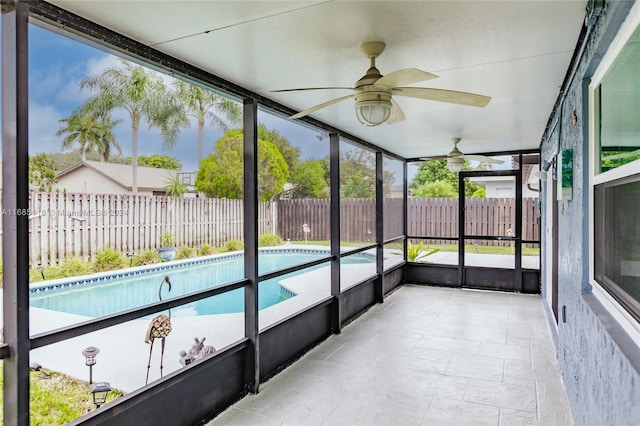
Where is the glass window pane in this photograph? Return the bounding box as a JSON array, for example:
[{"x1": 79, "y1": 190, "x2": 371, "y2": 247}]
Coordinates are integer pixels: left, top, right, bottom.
[
  {"x1": 29, "y1": 297, "x2": 244, "y2": 422},
  {"x1": 595, "y1": 177, "x2": 640, "y2": 315},
  {"x1": 256, "y1": 110, "x2": 330, "y2": 265},
  {"x1": 465, "y1": 176, "x2": 516, "y2": 237},
  {"x1": 465, "y1": 239, "x2": 515, "y2": 269},
  {"x1": 340, "y1": 251, "x2": 376, "y2": 291},
  {"x1": 597, "y1": 25, "x2": 640, "y2": 173},
  {"x1": 259, "y1": 261, "x2": 331, "y2": 329},
  {"x1": 383, "y1": 239, "x2": 404, "y2": 270},
  {"x1": 340, "y1": 140, "x2": 376, "y2": 250},
  {"x1": 407, "y1": 238, "x2": 445, "y2": 264},
  {"x1": 383, "y1": 156, "x2": 404, "y2": 240},
  {"x1": 523, "y1": 243, "x2": 540, "y2": 270}
]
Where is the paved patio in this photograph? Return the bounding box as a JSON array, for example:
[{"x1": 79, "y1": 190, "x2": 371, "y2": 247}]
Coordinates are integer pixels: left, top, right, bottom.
[{"x1": 210, "y1": 285, "x2": 572, "y2": 425}]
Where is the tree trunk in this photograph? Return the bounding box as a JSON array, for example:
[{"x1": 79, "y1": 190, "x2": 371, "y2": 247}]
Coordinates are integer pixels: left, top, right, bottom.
[
  {"x1": 197, "y1": 117, "x2": 205, "y2": 167},
  {"x1": 132, "y1": 113, "x2": 139, "y2": 193}
]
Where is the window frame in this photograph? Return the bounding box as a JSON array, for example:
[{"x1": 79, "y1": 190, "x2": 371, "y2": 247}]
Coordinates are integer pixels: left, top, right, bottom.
[{"x1": 588, "y1": 1, "x2": 640, "y2": 345}]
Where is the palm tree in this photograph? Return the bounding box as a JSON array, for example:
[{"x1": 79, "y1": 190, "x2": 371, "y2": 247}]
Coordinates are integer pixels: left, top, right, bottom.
[
  {"x1": 95, "y1": 115, "x2": 123, "y2": 161},
  {"x1": 57, "y1": 113, "x2": 105, "y2": 161},
  {"x1": 173, "y1": 80, "x2": 241, "y2": 165},
  {"x1": 79, "y1": 59, "x2": 184, "y2": 192}
]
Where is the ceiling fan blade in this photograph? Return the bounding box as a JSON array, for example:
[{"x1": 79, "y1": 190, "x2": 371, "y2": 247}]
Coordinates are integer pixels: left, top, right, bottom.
[
  {"x1": 386, "y1": 99, "x2": 406, "y2": 124},
  {"x1": 461, "y1": 154, "x2": 505, "y2": 164},
  {"x1": 419, "y1": 155, "x2": 448, "y2": 161},
  {"x1": 271, "y1": 87, "x2": 354, "y2": 93},
  {"x1": 603, "y1": 148, "x2": 640, "y2": 160},
  {"x1": 290, "y1": 94, "x2": 354, "y2": 119},
  {"x1": 374, "y1": 68, "x2": 438, "y2": 88},
  {"x1": 393, "y1": 87, "x2": 491, "y2": 107}
]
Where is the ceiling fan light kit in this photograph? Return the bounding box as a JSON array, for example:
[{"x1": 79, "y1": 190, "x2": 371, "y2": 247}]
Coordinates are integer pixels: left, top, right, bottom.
[
  {"x1": 448, "y1": 156, "x2": 465, "y2": 173},
  {"x1": 354, "y1": 90, "x2": 392, "y2": 126}
]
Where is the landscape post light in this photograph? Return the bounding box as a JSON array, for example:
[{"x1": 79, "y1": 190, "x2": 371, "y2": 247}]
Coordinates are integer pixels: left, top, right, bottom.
[
  {"x1": 82, "y1": 346, "x2": 100, "y2": 384},
  {"x1": 36, "y1": 264, "x2": 45, "y2": 280},
  {"x1": 128, "y1": 253, "x2": 134, "y2": 266},
  {"x1": 90, "y1": 382, "x2": 111, "y2": 409}
]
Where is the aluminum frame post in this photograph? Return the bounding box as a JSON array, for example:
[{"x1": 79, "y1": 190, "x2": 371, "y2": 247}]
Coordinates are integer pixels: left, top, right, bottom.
[
  {"x1": 330, "y1": 133, "x2": 342, "y2": 333},
  {"x1": 375, "y1": 151, "x2": 384, "y2": 303},
  {"x1": 243, "y1": 98, "x2": 259, "y2": 393},
  {"x1": 2, "y1": 1, "x2": 31, "y2": 424}
]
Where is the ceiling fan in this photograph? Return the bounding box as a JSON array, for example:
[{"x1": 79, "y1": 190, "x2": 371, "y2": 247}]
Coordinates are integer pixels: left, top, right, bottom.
[
  {"x1": 421, "y1": 138, "x2": 505, "y2": 172},
  {"x1": 272, "y1": 41, "x2": 491, "y2": 127}
]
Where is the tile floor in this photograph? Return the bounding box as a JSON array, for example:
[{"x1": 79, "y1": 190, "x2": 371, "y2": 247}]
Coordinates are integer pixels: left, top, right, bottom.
[{"x1": 210, "y1": 285, "x2": 573, "y2": 425}]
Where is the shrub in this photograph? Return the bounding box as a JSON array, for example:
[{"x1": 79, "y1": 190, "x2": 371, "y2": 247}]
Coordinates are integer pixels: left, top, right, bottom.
[
  {"x1": 159, "y1": 231, "x2": 176, "y2": 248},
  {"x1": 407, "y1": 241, "x2": 439, "y2": 262},
  {"x1": 133, "y1": 250, "x2": 163, "y2": 266},
  {"x1": 175, "y1": 245, "x2": 196, "y2": 260},
  {"x1": 58, "y1": 254, "x2": 92, "y2": 277},
  {"x1": 93, "y1": 246, "x2": 127, "y2": 272},
  {"x1": 225, "y1": 239, "x2": 244, "y2": 252},
  {"x1": 198, "y1": 243, "x2": 217, "y2": 256},
  {"x1": 258, "y1": 233, "x2": 284, "y2": 247}
]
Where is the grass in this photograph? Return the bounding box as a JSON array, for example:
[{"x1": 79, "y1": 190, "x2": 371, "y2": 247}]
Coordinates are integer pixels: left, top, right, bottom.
[
  {"x1": 0, "y1": 362, "x2": 124, "y2": 425},
  {"x1": 290, "y1": 240, "x2": 539, "y2": 256}
]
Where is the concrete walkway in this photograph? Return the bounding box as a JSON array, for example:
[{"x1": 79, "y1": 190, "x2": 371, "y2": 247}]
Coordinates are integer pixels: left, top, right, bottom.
[{"x1": 210, "y1": 285, "x2": 572, "y2": 426}]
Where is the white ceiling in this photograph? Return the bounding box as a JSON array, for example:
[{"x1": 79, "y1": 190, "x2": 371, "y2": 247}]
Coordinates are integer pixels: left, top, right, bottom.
[{"x1": 50, "y1": 0, "x2": 588, "y2": 159}]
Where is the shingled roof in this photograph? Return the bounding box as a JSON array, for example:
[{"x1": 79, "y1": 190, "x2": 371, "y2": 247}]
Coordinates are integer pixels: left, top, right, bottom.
[{"x1": 56, "y1": 160, "x2": 178, "y2": 192}]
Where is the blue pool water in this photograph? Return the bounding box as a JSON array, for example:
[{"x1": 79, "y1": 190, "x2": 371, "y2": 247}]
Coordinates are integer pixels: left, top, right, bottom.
[{"x1": 29, "y1": 249, "x2": 373, "y2": 317}]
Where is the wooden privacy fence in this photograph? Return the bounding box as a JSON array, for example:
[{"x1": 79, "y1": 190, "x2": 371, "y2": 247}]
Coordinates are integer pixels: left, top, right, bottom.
[
  {"x1": 0, "y1": 192, "x2": 274, "y2": 267},
  {"x1": 278, "y1": 197, "x2": 540, "y2": 245},
  {"x1": 1, "y1": 193, "x2": 538, "y2": 266}
]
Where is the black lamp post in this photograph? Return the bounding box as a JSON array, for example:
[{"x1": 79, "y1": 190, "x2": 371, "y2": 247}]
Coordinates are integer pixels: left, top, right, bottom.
[
  {"x1": 90, "y1": 382, "x2": 111, "y2": 408},
  {"x1": 82, "y1": 346, "x2": 99, "y2": 384},
  {"x1": 128, "y1": 253, "x2": 134, "y2": 266},
  {"x1": 36, "y1": 264, "x2": 45, "y2": 280}
]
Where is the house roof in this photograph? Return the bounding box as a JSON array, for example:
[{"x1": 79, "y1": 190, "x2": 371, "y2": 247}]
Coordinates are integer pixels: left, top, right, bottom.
[{"x1": 56, "y1": 160, "x2": 178, "y2": 192}]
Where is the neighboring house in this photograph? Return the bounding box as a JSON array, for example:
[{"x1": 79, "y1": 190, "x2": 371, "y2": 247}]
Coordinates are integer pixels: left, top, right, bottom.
[
  {"x1": 54, "y1": 160, "x2": 195, "y2": 196},
  {"x1": 470, "y1": 162, "x2": 540, "y2": 198}
]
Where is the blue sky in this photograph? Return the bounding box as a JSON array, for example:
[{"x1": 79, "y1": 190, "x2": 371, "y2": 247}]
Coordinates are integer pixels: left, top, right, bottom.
[
  {"x1": 0, "y1": 23, "x2": 408, "y2": 187},
  {"x1": 19, "y1": 24, "x2": 333, "y2": 173}
]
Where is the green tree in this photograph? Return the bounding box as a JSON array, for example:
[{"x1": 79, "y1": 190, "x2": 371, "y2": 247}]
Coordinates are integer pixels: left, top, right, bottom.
[
  {"x1": 173, "y1": 80, "x2": 242, "y2": 165},
  {"x1": 29, "y1": 153, "x2": 58, "y2": 191},
  {"x1": 409, "y1": 160, "x2": 483, "y2": 197},
  {"x1": 339, "y1": 150, "x2": 375, "y2": 198},
  {"x1": 137, "y1": 154, "x2": 181, "y2": 170},
  {"x1": 411, "y1": 180, "x2": 457, "y2": 197},
  {"x1": 258, "y1": 124, "x2": 300, "y2": 171},
  {"x1": 79, "y1": 59, "x2": 183, "y2": 192},
  {"x1": 341, "y1": 170, "x2": 376, "y2": 198},
  {"x1": 288, "y1": 159, "x2": 329, "y2": 198},
  {"x1": 196, "y1": 129, "x2": 289, "y2": 200},
  {"x1": 57, "y1": 112, "x2": 120, "y2": 161}
]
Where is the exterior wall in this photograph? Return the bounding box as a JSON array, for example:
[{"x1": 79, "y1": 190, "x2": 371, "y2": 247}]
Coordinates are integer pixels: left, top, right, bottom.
[
  {"x1": 55, "y1": 167, "x2": 152, "y2": 195},
  {"x1": 540, "y1": 1, "x2": 640, "y2": 425}
]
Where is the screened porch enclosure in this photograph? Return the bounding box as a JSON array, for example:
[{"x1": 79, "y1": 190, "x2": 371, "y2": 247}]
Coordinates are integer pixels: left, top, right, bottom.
[{"x1": 0, "y1": 2, "x2": 555, "y2": 425}]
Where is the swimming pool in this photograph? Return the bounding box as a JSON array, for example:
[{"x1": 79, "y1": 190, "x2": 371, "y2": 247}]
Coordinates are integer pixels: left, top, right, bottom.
[{"x1": 29, "y1": 248, "x2": 374, "y2": 317}]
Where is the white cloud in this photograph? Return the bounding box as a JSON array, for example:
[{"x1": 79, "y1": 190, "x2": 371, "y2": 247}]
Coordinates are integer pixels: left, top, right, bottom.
[{"x1": 28, "y1": 103, "x2": 65, "y2": 154}]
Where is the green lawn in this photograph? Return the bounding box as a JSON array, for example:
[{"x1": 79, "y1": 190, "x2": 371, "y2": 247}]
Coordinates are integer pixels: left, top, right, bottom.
[
  {"x1": 289, "y1": 240, "x2": 539, "y2": 256},
  {"x1": 0, "y1": 363, "x2": 123, "y2": 425}
]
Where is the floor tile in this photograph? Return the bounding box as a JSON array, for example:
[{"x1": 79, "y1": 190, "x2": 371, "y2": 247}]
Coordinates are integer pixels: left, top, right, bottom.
[{"x1": 208, "y1": 286, "x2": 573, "y2": 426}]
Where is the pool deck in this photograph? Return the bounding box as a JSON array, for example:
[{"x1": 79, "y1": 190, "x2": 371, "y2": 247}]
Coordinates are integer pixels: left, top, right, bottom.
[{"x1": 4, "y1": 256, "x2": 397, "y2": 392}]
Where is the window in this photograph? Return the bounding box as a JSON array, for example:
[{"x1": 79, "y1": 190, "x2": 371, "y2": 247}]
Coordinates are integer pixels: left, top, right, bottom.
[{"x1": 590, "y1": 6, "x2": 640, "y2": 334}]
